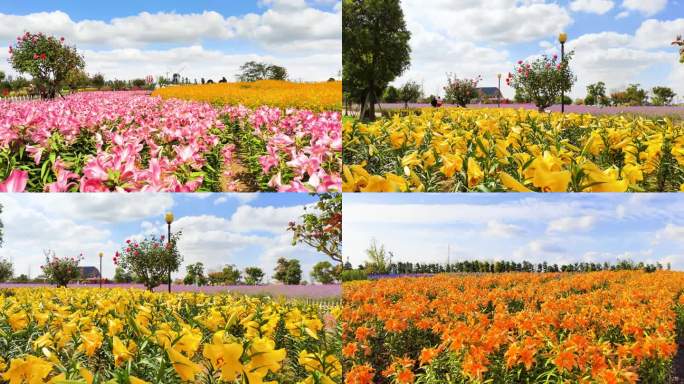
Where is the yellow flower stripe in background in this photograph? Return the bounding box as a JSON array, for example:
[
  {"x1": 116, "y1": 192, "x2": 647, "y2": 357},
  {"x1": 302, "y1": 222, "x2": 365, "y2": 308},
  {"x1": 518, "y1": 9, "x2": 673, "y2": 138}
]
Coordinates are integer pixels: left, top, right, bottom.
[
  {"x1": 342, "y1": 108, "x2": 684, "y2": 192},
  {"x1": 152, "y1": 80, "x2": 342, "y2": 111},
  {"x1": 0, "y1": 288, "x2": 341, "y2": 383},
  {"x1": 342, "y1": 271, "x2": 684, "y2": 384}
]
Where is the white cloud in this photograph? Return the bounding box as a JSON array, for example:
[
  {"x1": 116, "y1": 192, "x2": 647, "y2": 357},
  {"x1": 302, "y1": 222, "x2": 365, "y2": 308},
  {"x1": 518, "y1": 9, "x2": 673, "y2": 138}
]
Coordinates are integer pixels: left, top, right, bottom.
[
  {"x1": 484, "y1": 220, "x2": 524, "y2": 238},
  {"x1": 570, "y1": 0, "x2": 615, "y2": 15},
  {"x1": 214, "y1": 193, "x2": 259, "y2": 205},
  {"x1": 621, "y1": 0, "x2": 668, "y2": 16},
  {"x1": 634, "y1": 18, "x2": 684, "y2": 49},
  {"x1": 547, "y1": 215, "x2": 596, "y2": 233},
  {"x1": 654, "y1": 223, "x2": 684, "y2": 244},
  {"x1": 615, "y1": 10, "x2": 630, "y2": 19},
  {"x1": 0, "y1": 4, "x2": 341, "y2": 81}
]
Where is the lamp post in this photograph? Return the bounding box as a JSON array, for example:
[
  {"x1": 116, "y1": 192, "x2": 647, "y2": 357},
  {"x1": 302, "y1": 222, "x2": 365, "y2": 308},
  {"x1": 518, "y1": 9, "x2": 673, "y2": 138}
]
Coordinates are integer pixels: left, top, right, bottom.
[
  {"x1": 559, "y1": 32, "x2": 567, "y2": 113},
  {"x1": 98, "y1": 252, "x2": 103, "y2": 288},
  {"x1": 165, "y1": 211, "x2": 174, "y2": 293},
  {"x1": 497, "y1": 73, "x2": 502, "y2": 108}
]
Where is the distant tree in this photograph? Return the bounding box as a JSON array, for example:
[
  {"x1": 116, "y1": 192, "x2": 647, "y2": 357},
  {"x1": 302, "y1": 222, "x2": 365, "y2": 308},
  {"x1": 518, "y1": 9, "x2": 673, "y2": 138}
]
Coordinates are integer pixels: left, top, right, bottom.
[
  {"x1": 131, "y1": 78, "x2": 147, "y2": 88},
  {"x1": 219, "y1": 77, "x2": 228, "y2": 83},
  {"x1": 0, "y1": 71, "x2": 5, "y2": 82},
  {"x1": 444, "y1": 74, "x2": 481, "y2": 107},
  {"x1": 14, "y1": 274, "x2": 28, "y2": 283},
  {"x1": 244, "y1": 267, "x2": 264, "y2": 285},
  {"x1": 201, "y1": 78, "x2": 206, "y2": 84},
  {"x1": 64, "y1": 68, "x2": 89, "y2": 90},
  {"x1": 288, "y1": 193, "x2": 342, "y2": 262},
  {"x1": 274, "y1": 258, "x2": 302, "y2": 285},
  {"x1": 113, "y1": 266, "x2": 133, "y2": 283},
  {"x1": 365, "y1": 239, "x2": 390, "y2": 274},
  {"x1": 183, "y1": 262, "x2": 207, "y2": 286},
  {"x1": 513, "y1": 88, "x2": 531, "y2": 103},
  {"x1": 651, "y1": 86, "x2": 676, "y2": 106},
  {"x1": 208, "y1": 265, "x2": 241, "y2": 285},
  {"x1": 90, "y1": 73, "x2": 105, "y2": 89},
  {"x1": 9, "y1": 32, "x2": 85, "y2": 99},
  {"x1": 585, "y1": 81, "x2": 609, "y2": 106},
  {"x1": 611, "y1": 84, "x2": 647, "y2": 106},
  {"x1": 343, "y1": 0, "x2": 411, "y2": 121},
  {"x1": 507, "y1": 53, "x2": 576, "y2": 111},
  {"x1": 311, "y1": 261, "x2": 335, "y2": 284},
  {"x1": 327, "y1": 77, "x2": 336, "y2": 82},
  {"x1": 110, "y1": 80, "x2": 127, "y2": 91},
  {"x1": 114, "y1": 234, "x2": 182, "y2": 291},
  {"x1": 206, "y1": 79, "x2": 214, "y2": 84},
  {"x1": 0, "y1": 258, "x2": 12, "y2": 282},
  {"x1": 237, "y1": 61, "x2": 288, "y2": 82},
  {"x1": 10, "y1": 76, "x2": 30, "y2": 91},
  {"x1": 172, "y1": 73, "x2": 180, "y2": 84},
  {"x1": 398, "y1": 80, "x2": 423, "y2": 108},
  {"x1": 383, "y1": 85, "x2": 400, "y2": 103}
]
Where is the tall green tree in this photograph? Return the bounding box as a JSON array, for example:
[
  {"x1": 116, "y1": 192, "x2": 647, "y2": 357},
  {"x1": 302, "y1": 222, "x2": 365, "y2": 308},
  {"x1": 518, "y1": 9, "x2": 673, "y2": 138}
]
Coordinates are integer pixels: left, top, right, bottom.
[
  {"x1": 343, "y1": 0, "x2": 411, "y2": 121},
  {"x1": 673, "y1": 35, "x2": 684, "y2": 63},
  {"x1": 184, "y1": 262, "x2": 207, "y2": 286},
  {"x1": 274, "y1": 258, "x2": 302, "y2": 285},
  {"x1": 237, "y1": 61, "x2": 288, "y2": 82},
  {"x1": 244, "y1": 267, "x2": 264, "y2": 285},
  {"x1": 651, "y1": 86, "x2": 676, "y2": 106},
  {"x1": 9, "y1": 32, "x2": 85, "y2": 99},
  {"x1": 399, "y1": 80, "x2": 423, "y2": 108},
  {"x1": 0, "y1": 258, "x2": 12, "y2": 282},
  {"x1": 311, "y1": 261, "x2": 336, "y2": 284},
  {"x1": 585, "y1": 81, "x2": 608, "y2": 106}
]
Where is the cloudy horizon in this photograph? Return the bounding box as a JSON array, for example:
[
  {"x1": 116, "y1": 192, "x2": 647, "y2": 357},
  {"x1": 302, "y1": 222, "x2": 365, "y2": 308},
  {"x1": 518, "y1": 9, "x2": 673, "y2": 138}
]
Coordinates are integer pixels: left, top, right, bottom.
[
  {"x1": 391, "y1": 0, "x2": 684, "y2": 102},
  {"x1": 343, "y1": 194, "x2": 684, "y2": 271},
  {"x1": 0, "y1": 0, "x2": 341, "y2": 82},
  {"x1": 0, "y1": 193, "x2": 331, "y2": 283}
]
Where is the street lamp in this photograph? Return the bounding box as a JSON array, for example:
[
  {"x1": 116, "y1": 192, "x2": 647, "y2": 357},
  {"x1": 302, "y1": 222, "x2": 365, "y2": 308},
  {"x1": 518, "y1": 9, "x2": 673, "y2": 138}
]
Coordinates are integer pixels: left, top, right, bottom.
[
  {"x1": 99, "y1": 252, "x2": 103, "y2": 288},
  {"x1": 559, "y1": 32, "x2": 568, "y2": 113},
  {"x1": 165, "y1": 211, "x2": 174, "y2": 293},
  {"x1": 497, "y1": 73, "x2": 502, "y2": 108}
]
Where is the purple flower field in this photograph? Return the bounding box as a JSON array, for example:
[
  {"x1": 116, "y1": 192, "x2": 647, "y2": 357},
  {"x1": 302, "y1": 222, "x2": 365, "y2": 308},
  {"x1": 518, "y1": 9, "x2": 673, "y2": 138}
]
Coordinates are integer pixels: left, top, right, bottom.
[
  {"x1": 0, "y1": 283, "x2": 341, "y2": 298},
  {"x1": 376, "y1": 102, "x2": 684, "y2": 117}
]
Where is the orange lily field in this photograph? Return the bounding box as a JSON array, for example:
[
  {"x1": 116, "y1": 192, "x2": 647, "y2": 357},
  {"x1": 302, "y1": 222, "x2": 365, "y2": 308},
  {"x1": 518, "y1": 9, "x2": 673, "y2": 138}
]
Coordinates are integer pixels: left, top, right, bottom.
[{"x1": 342, "y1": 271, "x2": 684, "y2": 383}]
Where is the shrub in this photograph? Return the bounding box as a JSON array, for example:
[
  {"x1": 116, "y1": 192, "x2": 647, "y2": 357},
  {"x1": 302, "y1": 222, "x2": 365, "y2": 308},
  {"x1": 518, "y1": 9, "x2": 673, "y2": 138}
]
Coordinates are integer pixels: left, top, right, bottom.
[
  {"x1": 40, "y1": 250, "x2": 82, "y2": 288},
  {"x1": 340, "y1": 269, "x2": 368, "y2": 282},
  {"x1": 444, "y1": 74, "x2": 481, "y2": 107},
  {"x1": 0, "y1": 258, "x2": 13, "y2": 282},
  {"x1": 114, "y1": 234, "x2": 182, "y2": 291},
  {"x1": 507, "y1": 53, "x2": 576, "y2": 111}
]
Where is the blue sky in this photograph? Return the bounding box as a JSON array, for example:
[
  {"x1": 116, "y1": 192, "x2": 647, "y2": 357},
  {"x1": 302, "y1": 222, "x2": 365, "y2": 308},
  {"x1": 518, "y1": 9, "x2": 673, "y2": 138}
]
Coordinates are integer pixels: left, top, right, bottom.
[
  {"x1": 0, "y1": 0, "x2": 341, "y2": 81},
  {"x1": 0, "y1": 193, "x2": 332, "y2": 282},
  {"x1": 393, "y1": 0, "x2": 684, "y2": 102},
  {"x1": 343, "y1": 193, "x2": 684, "y2": 271}
]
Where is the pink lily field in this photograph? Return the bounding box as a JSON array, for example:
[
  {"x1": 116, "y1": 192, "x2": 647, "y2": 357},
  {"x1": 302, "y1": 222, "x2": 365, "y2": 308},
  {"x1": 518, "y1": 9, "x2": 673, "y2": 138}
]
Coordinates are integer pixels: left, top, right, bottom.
[{"x1": 0, "y1": 90, "x2": 341, "y2": 192}]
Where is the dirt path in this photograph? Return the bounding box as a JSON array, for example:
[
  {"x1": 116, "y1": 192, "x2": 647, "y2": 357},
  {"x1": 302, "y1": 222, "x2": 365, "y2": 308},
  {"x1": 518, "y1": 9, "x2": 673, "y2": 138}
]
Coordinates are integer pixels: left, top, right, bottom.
[{"x1": 673, "y1": 336, "x2": 684, "y2": 383}]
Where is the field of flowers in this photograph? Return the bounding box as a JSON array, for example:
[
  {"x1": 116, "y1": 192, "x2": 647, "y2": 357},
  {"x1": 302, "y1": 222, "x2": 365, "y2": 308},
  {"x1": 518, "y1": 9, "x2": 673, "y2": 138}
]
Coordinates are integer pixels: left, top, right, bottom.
[
  {"x1": 342, "y1": 271, "x2": 684, "y2": 383},
  {"x1": 342, "y1": 108, "x2": 684, "y2": 192},
  {"x1": 152, "y1": 80, "x2": 342, "y2": 112},
  {"x1": 0, "y1": 91, "x2": 341, "y2": 192},
  {"x1": 0, "y1": 287, "x2": 341, "y2": 383}
]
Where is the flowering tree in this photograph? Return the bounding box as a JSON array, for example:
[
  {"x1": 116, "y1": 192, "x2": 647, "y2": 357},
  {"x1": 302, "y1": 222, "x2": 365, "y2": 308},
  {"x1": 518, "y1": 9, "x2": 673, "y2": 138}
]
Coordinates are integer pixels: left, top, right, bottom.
[
  {"x1": 507, "y1": 53, "x2": 576, "y2": 111},
  {"x1": 114, "y1": 234, "x2": 182, "y2": 291},
  {"x1": 41, "y1": 250, "x2": 82, "y2": 287},
  {"x1": 673, "y1": 35, "x2": 684, "y2": 63},
  {"x1": 8, "y1": 32, "x2": 85, "y2": 99},
  {"x1": 443, "y1": 74, "x2": 481, "y2": 107},
  {"x1": 288, "y1": 193, "x2": 341, "y2": 263}
]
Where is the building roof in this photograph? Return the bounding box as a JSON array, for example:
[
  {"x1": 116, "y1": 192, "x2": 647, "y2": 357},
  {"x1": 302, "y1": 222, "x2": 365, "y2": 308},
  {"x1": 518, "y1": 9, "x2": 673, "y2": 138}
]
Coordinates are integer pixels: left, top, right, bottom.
[
  {"x1": 477, "y1": 87, "x2": 502, "y2": 97},
  {"x1": 78, "y1": 266, "x2": 101, "y2": 278}
]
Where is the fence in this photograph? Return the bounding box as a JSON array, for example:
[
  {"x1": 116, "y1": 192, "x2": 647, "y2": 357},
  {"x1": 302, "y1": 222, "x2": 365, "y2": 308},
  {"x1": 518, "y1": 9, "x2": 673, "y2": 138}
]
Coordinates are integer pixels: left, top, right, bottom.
[{"x1": 0, "y1": 95, "x2": 39, "y2": 103}]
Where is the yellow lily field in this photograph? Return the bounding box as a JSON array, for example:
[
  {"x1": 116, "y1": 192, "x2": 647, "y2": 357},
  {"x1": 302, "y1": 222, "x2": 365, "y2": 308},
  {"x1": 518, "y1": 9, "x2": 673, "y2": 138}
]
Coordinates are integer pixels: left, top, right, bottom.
[
  {"x1": 152, "y1": 80, "x2": 342, "y2": 112},
  {"x1": 0, "y1": 288, "x2": 341, "y2": 384},
  {"x1": 342, "y1": 108, "x2": 684, "y2": 192}
]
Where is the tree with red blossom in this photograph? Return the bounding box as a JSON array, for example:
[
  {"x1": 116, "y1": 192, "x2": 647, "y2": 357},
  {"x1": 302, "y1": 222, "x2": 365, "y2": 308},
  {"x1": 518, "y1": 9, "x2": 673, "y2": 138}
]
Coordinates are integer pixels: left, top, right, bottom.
[
  {"x1": 288, "y1": 193, "x2": 341, "y2": 263},
  {"x1": 41, "y1": 250, "x2": 82, "y2": 288},
  {"x1": 8, "y1": 32, "x2": 84, "y2": 99},
  {"x1": 507, "y1": 53, "x2": 576, "y2": 111},
  {"x1": 114, "y1": 234, "x2": 183, "y2": 291},
  {"x1": 443, "y1": 74, "x2": 482, "y2": 107}
]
